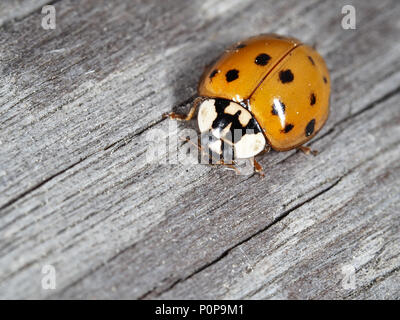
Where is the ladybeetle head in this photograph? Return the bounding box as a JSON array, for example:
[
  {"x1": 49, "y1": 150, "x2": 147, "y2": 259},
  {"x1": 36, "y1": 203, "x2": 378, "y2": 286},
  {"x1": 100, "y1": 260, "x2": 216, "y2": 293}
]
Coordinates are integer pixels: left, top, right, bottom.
[{"x1": 197, "y1": 98, "x2": 266, "y2": 160}]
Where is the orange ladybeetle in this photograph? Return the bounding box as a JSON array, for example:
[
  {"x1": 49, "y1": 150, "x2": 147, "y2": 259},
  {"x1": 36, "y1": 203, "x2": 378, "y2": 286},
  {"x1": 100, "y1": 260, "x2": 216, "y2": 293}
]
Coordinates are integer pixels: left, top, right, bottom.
[{"x1": 166, "y1": 34, "x2": 330, "y2": 174}]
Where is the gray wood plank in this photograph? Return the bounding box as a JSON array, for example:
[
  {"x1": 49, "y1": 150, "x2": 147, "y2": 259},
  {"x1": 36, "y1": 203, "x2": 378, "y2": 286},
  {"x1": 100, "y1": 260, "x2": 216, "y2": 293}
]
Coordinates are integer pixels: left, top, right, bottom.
[{"x1": 0, "y1": 0, "x2": 399, "y2": 299}]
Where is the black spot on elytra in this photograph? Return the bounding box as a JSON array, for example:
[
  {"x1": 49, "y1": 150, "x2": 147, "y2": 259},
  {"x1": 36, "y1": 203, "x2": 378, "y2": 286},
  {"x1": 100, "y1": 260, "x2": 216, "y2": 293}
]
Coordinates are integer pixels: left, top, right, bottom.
[
  {"x1": 283, "y1": 124, "x2": 294, "y2": 133},
  {"x1": 308, "y1": 56, "x2": 315, "y2": 66},
  {"x1": 209, "y1": 69, "x2": 218, "y2": 79},
  {"x1": 305, "y1": 119, "x2": 315, "y2": 137},
  {"x1": 255, "y1": 53, "x2": 271, "y2": 66},
  {"x1": 236, "y1": 43, "x2": 246, "y2": 49},
  {"x1": 310, "y1": 93, "x2": 316, "y2": 106},
  {"x1": 279, "y1": 69, "x2": 294, "y2": 83},
  {"x1": 323, "y1": 76, "x2": 328, "y2": 84},
  {"x1": 272, "y1": 100, "x2": 286, "y2": 115},
  {"x1": 226, "y1": 69, "x2": 239, "y2": 82}
]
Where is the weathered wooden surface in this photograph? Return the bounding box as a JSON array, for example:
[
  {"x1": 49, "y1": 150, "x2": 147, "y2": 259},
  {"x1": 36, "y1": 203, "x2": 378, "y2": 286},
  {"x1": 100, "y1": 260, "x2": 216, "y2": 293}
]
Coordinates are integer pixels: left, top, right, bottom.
[{"x1": 0, "y1": 0, "x2": 399, "y2": 299}]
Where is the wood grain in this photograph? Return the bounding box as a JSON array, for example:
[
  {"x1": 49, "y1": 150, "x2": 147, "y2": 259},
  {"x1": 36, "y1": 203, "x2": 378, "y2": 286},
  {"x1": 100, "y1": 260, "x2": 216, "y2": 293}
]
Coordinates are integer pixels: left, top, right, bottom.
[{"x1": 0, "y1": 0, "x2": 399, "y2": 299}]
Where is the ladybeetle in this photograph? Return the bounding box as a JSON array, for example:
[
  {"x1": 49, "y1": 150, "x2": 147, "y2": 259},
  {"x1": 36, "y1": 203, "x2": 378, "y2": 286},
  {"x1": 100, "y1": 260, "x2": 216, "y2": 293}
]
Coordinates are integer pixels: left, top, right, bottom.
[{"x1": 166, "y1": 34, "x2": 330, "y2": 174}]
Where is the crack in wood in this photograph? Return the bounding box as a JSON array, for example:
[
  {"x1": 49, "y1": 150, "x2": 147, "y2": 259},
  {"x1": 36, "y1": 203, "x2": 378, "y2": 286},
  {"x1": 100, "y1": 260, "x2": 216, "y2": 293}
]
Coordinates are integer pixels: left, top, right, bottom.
[
  {"x1": 103, "y1": 93, "x2": 197, "y2": 152},
  {"x1": 345, "y1": 264, "x2": 400, "y2": 299},
  {"x1": 138, "y1": 177, "x2": 343, "y2": 299},
  {"x1": 48, "y1": 138, "x2": 400, "y2": 298},
  {"x1": 0, "y1": 92, "x2": 197, "y2": 213},
  {"x1": 137, "y1": 136, "x2": 400, "y2": 298},
  {"x1": 103, "y1": 117, "x2": 165, "y2": 152},
  {"x1": 0, "y1": 111, "x2": 170, "y2": 213},
  {"x1": 0, "y1": 157, "x2": 88, "y2": 214}
]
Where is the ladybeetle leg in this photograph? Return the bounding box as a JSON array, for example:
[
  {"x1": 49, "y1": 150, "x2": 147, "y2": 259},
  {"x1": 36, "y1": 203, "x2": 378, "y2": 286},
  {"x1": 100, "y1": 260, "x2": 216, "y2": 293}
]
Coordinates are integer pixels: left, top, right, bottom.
[
  {"x1": 253, "y1": 159, "x2": 265, "y2": 177},
  {"x1": 298, "y1": 145, "x2": 318, "y2": 156},
  {"x1": 163, "y1": 97, "x2": 203, "y2": 121}
]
